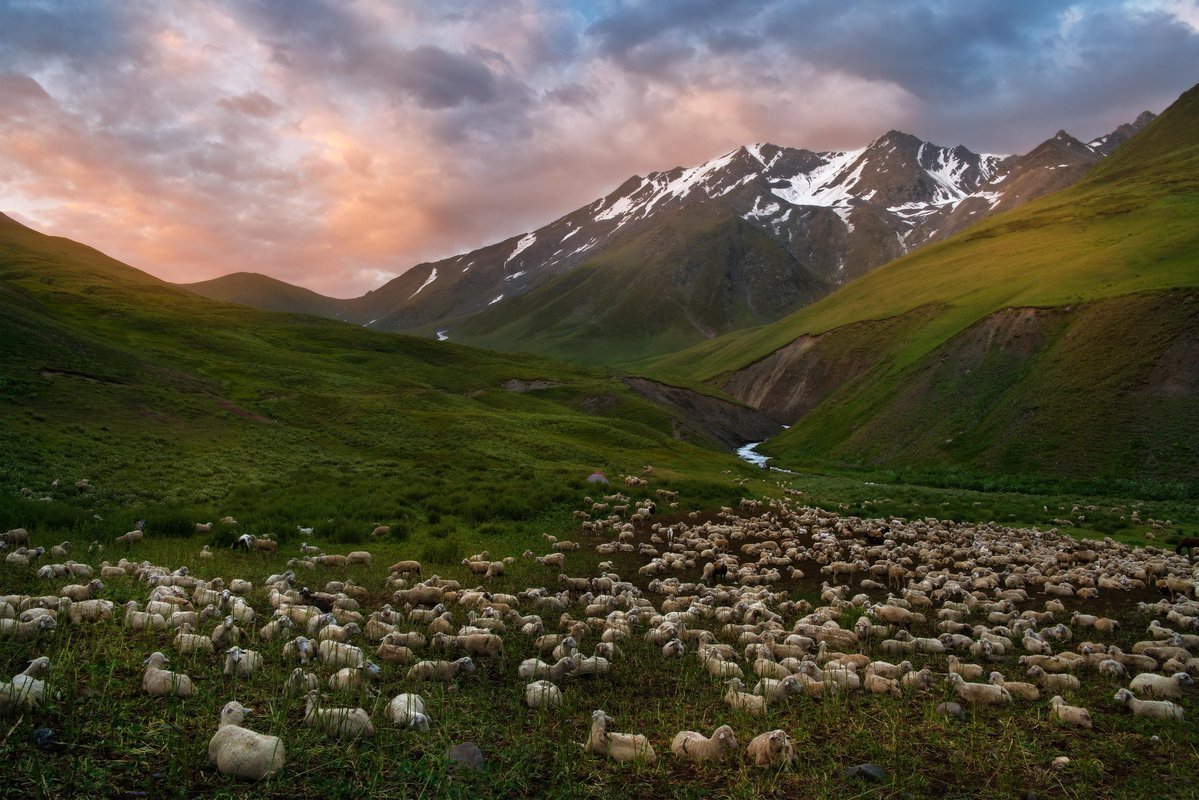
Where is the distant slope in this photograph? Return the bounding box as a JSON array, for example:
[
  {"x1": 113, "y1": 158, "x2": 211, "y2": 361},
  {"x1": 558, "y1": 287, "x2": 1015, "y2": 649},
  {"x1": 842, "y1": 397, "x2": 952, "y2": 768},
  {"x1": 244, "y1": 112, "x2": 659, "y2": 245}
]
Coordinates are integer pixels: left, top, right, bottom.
[
  {"x1": 179, "y1": 272, "x2": 351, "y2": 319},
  {"x1": 0, "y1": 213, "x2": 771, "y2": 518},
  {"x1": 642, "y1": 84, "x2": 1199, "y2": 484}
]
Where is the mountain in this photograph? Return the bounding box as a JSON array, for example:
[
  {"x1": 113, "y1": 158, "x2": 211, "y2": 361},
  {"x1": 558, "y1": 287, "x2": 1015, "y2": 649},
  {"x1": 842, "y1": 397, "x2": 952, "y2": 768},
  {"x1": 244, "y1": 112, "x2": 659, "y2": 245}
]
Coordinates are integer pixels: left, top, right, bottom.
[
  {"x1": 179, "y1": 272, "x2": 350, "y2": 318},
  {"x1": 643, "y1": 85, "x2": 1199, "y2": 485},
  {"x1": 0, "y1": 211, "x2": 773, "y2": 525},
  {"x1": 176, "y1": 112, "x2": 1154, "y2": 365}
]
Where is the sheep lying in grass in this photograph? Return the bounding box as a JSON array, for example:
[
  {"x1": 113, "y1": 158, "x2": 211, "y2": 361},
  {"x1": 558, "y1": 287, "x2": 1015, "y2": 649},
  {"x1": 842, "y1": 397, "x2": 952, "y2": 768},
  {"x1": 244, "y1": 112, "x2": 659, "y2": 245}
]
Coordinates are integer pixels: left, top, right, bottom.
[
  {"x1": 0, "y1": 616, "x2": 57, "y2": 640},
  {"x1": 671, "y1": 725, "x2": 738, "y2": 763},
  {"x1": 1049, "y1": 695, "x2": 1092, "y2": 729},
  {"x1": 1129, "y1": 672, "x2": 1193, "y2": 699},
  {"x1": 208, "y1": 701, "x2": 285, "y2": 780},
  {"x1": 406, "y1": 657, "x2": 475, "y2": 682},
  {"x1": 317, "y1": 639, "x2": 364, "y2": 668},
  {"x1": 746, "y1": 729, "x2": 796, "y2": 767},
  {"x1": 329, "y1": 661, "x2": 381, "y2": 691},
  {"x1": 1026, "y1": 666, "x2": 1080, "y2": 693},
  {"x1": 518, "y1": 657, "x2": 576, "y2": 682},
  {"x1": 304, "y1": 690, "x2": 373, "y2": 739},
  {"x1": 754, "y1": 675, "x2": 802, "y2": 702},
  {"x1": 286, "y1": 668, "x2": 319, "y2": 694},
  {"x1": 523, "y1": 680, "x2": 562, "y2": 709},
  {"x1": 1114, "y1": 686, "x2": 1184, "y2": 719},
  {"x1": 223, "y1": 647, "x2": 264, "y2": 678},
  {"x1": 174, "y1": 624, "x2": 215, "y2": 656},
  {"x1": 142, "y1": 652, "x2": 194, "y2": 697},
  {"x1": 0, "y1": 656, "x2": 50, "y2": 712},
  {"x1": 584, "y1": 710, "x2": 656, "y2": 763},
  {"x1": 387, "y1": 693, "x2": 430, "y2": 730},
  {"x1": 724, "y1": 678, "x2": 767, "y2": 716},
  {"x1": 989, "y1": 672, "x2": 1040, "y2": 701},
  {"x1": 947, "y1": 673, "x2": 1011, "y2": 705}
]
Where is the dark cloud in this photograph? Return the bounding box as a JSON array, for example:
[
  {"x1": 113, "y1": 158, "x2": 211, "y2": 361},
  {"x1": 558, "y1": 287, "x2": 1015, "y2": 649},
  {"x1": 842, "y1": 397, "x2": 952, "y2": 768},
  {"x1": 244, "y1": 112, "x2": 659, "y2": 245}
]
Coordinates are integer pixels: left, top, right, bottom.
[{"x1": 219, "y1": 91, "x2": 283, "y2": 118}]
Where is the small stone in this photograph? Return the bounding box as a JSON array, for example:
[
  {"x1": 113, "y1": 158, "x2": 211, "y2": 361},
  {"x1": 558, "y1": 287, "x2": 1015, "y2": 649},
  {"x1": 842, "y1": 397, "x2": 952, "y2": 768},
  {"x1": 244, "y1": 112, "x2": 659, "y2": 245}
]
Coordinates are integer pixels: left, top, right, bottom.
[
  {"x1": 448, "y1": 741, "x2": 484, "y2": 772},
  {"x1": 1150, "y1": 735, "x2": 1161, "y2": 743},
  {"x1": 32, "y1": 728, "x2": 55, "y2": 748},
  {"x1": 842, "y1": 763, "x2": 886, "y2": 782},
  {"x1": 1051, "y1": 756, "x2": 1070, "y2": 770}
]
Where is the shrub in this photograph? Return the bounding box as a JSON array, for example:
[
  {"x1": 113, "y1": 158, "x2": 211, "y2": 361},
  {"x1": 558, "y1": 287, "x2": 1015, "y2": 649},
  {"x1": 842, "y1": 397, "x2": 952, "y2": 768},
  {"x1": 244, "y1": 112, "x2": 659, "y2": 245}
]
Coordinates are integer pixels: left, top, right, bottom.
[{"x1": 421, "y1": 537, "x2": 462, "y2": 565}]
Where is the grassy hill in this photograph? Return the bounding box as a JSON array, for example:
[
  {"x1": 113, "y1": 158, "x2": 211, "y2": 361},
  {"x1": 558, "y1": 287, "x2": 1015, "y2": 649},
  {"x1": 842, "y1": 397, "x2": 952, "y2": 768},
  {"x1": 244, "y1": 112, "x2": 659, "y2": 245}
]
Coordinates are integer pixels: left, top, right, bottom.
[
  {"x1": 0, "y1": 212, "x2": 765, "y2": 552},
  {"x1": 642, "y1": 83, "x2": 1199, "y2": 487},
  {"x1": 178, "y1": 272, "x2": 353, "y2": 319}
]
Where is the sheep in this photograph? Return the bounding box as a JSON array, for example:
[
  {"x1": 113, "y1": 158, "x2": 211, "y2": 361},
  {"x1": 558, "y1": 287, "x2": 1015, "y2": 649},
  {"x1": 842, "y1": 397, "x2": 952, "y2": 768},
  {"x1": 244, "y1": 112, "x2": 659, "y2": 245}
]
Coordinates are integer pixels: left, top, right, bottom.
[
  {"x1": 1026, "y1": 666, "x2": 1080, "y2": 693},
  {"x1": 174, "y1": 624, "x2": 215, "y2": 655},
  {"x1": 303, "y1": 691, "x2": 374, "y2": 739},
  {"x1": 947, "y1": 673, "x2": 1011, "y2": 705},
  {"x1": 864, "y1": 672, "x2": 902, "y2": 696},
  {"x1": 346, "y1": 551, "x2": 372, "y2": 566},
  {"x1": 2, "y1": 656, "x2": 50, "y2": 711},
  {"x1": 387, "y1": 693, "x2": 431, "y2": 730},
  {"x1": 724, "y1": 678, "x2": 767, "y2": 716},
  {"x1": 67, "y1": 599, "x2": 114, "y2": 624},
  {"x1": 329, "y1": 661, "x2": 382, "y2": 691},
  {"x1": 584, "y1": 710, "x2": 656, "y2": 763},
  {"x1": 661, "y1": 639, "x2": 685, "y2": 659},
  {"x1": 706, "y1": 657, "x2": 744, "y2": 679},
  {"x1": 207, "y1": 701, "x2": 286, "y2": 780},
  {"x1": 1098, "y1": 659, "x2": 1127, "y2": 679},
  {"x1": 456, "y1": 633, "x2": 504, "y2": 661},
  {"x1": 518, "y1": 657, "x2": 576, "y2": 682},
  {"x1": 754, "y1": 675, "x2": 803, "y2": 702},
  {"x1": 223, "y1": 647, "x2": 264, "y2": 678},
  {"x1": 282, "y1": 636, "x2": 315, "y2": 665},
  {"x1": 1129, "y1": 672, "x2": 1194, "y2": 699},
  {"x1": 0, "y1": 616, "x2": 57, "y2": 640},
  {"x1": 902, "y1": 667, "x2": 939, "y2": 692},
  {"x1": 389, "y1": 560, "x2": 422, "y2": 576},
  {"x1": 1048, "y1": 695, "x2": 1093, "y2": 729},
  {"x1": 60, "y1": 579, "x2": 103, "y2": 602},
  {"x1": 286, "y1": 668, "x2": 319, "y2": 694},
  {"x1": 671, "y1": 724, "x2": 738, "y2": 763},
  {"x1": 523, "y1": 680, "x2": 563, "y2": 709},
  {"x1": 212, "y1": 616, "x2": 242, "y2": 647},
  {"x1": 571, "y1": 655, "x2": 611, "y2": 678},
  {"x1": 114, "y1": 530, "x2": 143, "y2": 546},
  {"x1": 317, "y1": 639, "x2": 364, "y2": 668},
  {"x1": 989, "y1": 671, "x2": 1040, "y2": 701},
  {"x1": 257, "y1": 616, "x2": 293, "y2": 641},
  {"x1": 406, "y1": 657, "x2": 476, "y2": 682},
  {"x1": 1113, "y1": 688, "x2": 1184, "y2": 720},
  {"x1": 745, "y1": 729, "x2": 796, "y2": 768},
  {"x1": 946, "y1": 655, "x2": 984, "y2": 681},
  {"x1": 142, "y1": 652, "x2": 194, "y2": 697}
]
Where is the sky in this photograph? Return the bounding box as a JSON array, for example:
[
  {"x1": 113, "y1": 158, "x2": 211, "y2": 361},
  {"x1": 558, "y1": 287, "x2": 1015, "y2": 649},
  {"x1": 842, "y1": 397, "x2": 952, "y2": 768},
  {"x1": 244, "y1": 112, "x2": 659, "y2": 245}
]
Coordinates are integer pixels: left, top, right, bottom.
[{"x1": 0, "y1": 0, "x2": 1196, "y2": 297}]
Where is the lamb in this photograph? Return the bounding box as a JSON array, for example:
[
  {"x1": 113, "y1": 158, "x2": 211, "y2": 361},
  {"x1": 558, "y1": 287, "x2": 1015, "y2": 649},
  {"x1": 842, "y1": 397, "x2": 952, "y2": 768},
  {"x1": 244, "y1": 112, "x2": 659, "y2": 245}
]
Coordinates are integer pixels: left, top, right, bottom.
[
  {"x1": 724, "y1": 678, "x2": 767, "y2": 716},
  {"x1": 1098, "y1": 658, "x2": 1127, "y2": 678},
  {"x1": 142, "y1": 652, "x2": 194, "y2": 697},
  {"x1": 212, "y1": 616, "x2": 242, "y2": 647},
  {"x1": 989, "y1": 671, "x2": 1039, "y2": 701},
  {"x1": 387, "y1": 693, "x2": 431, "y2": 730},
  {"x1": 947, "y1": 673, "x2": 1011, "y2": 705},
  {"x1": 328, "y1": 661, "x2": 381, "y2": 691},
  {"x1": 584, "y1": 710, "x2": 656, "y2": 763},
  {"x1": 317, "y1": 639, "x2": 364, "y2": 668},
  {"x1": 223, "y1": 647, "x2": 264, "y2": 678},
  {"x1": 864, "y1": 672, "x2": 902, "y2": 696},
  {"x1": 754, "y1": 675, "x2": 803, "y2": 702},
  {"x1": 518, "y1": 657, "x2": 576, "y2": 682},
  {"x1": 207, "y1": 701, "x2": 286, "y2": 780},
  {"x1": 389, "y1": 560, "x2": 422, "y2": 576},
  {"x1": 456, "y1": 632, "x2": 504, "y2": 661},
  {"x1": 571, "y1": 655, "x2": 611, "y2": 678},
  {"x1": 745, "y1": 729, "x2": 796, "y2": 768},
  {"x1": 1048, "y1": 695, "x2": 1093, "y2": 729},
  {"x1": 671, "y1": 724, "x2": 738, "y2": 763},
  {"x1": 406, "y1": 657, "x2": 476, "y2": 682},
  {"x1": 303, "y1": 691, "x2": 374, "y2": 738},
  {"x1": 2, "y1": 656, "x2": 50, "y2": 710},
  {"x1": 1129, "y1": 672, "x2": 1194, "y2": 699},
  {"x1": 174, "y1": 624, "x2": 216, "y2": 655},
  {"x1": 0, "y1": 616, "x2": 57, "y2": 640},
  {"x1": 60, "y1": 579, "x2": 103, "y2": 602},
  {"x1": 286, "y1": 668, "x2": 319, "y2": 694},
  {"x1": 283, "y1": 636, "x2": 315, "y2": 664},
  {"x1": 1113, "y1": 688, "x2": 1184, "y2": 720},
  {"x1": 257, "y1": 616, "x2": 293, "y2": 641},
  {"x1": 67, "y1": 599, "x2": 114, "y2": 624},
  {"x1": 523, "y1": 680, "x2": 563, "y2": 709},
  {"x1": 1026, "y1": 665, "x2": 1080, "y2": 693}
]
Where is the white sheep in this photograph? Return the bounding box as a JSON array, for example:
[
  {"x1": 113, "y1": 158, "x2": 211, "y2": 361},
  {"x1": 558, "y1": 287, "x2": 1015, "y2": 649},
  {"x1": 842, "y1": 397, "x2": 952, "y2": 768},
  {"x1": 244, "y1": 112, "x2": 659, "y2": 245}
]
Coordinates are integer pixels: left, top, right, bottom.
[
  {"x1": 303, "y1": 691, "x2": 374, "y2": 738},
  {"x1": 207, "y1": 701, "x2": 285, "y2": 780},
  {"x1": 947, "y1": 673, "x2": 1011, "y2": 705},
  {"x1": 174, "y1": 624, "x2": 215, "y2": 656},
  {"x1": 724, "y1": 678, "x2": 767, "y2": 716},
  {"x1": 988, "y1": 671, "x2": 1039, "y2": 701},
  {"x1": 223, "y1": 647, "x2": 264, "y2": 678},
  {"x1": 1, "y1": 656, "x2": 50, "y2": 711},
  {"x1": 523, "y1": 680, "x2": 563, "y2": 709},
  {"x1": 387, "y1": 693, "x2": 431, "y2": 730},
  {"x1": 286, "y1": 668, "x2": 319, "y2": 694},
  {"x1": 1129, "y1": 672, "x2": 1193, "y2": 699},
  {"x1": 671, "y1": 724, "x2": 738, "y2": 763},
  {"x1": 0, "y1": 616, "x2": 57, "y2": 640},
  {"x1": 1114, "y1": 688, "x2": 1184, "y2": 720},
  {"x1": 1026, "y1": 665, "x2": 1080, "y2": 693},
  {"x1": 518, "y1": 657, "x2": 576, "y2": 682},
  {"x1": 584, "y1": 710, "x2": 656, "y2": 763},
  {"x1": 317, "y1": 639, "x2": 364, "y2": 668},
  {"x1": 745, "y1": 729, "x2": 796, "y2": 767},
  {"x1": 1048, "y1": 695, "x2": 1092, "y2": 729},
  {"x1": 142, "y1": 652, "x2": 194, "y2": 697},
  {"x1": 406, "y1": 657, "x2": 476, "y2": 682},
  {"x1": 328, "y1": 662, "x2": 381, "y2": 691}
]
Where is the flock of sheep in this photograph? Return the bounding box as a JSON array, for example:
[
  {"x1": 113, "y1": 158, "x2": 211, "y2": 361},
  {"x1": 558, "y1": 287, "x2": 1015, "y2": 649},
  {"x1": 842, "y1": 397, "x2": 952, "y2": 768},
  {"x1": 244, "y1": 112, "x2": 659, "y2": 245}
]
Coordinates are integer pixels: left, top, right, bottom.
[{"x1": 2, "y1": 485, "x2": 1198, "y2": 785}]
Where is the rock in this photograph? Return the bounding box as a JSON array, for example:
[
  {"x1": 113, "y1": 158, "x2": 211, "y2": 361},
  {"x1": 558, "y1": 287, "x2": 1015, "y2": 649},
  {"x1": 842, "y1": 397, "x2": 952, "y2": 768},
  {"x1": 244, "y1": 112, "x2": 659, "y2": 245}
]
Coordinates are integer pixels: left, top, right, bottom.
[
  {"x1": 448, "y1": 741, "x2": 484, "y2": 772},
  {"x1": 842, "y1": 763, "x2": 886, "y2": 782},
  {"x1": 1051, "y1": 756, "x2": 1070, "y2": 770},
  {"x1": 936, "y1": 701, "x2": 967, "y2": 721}
]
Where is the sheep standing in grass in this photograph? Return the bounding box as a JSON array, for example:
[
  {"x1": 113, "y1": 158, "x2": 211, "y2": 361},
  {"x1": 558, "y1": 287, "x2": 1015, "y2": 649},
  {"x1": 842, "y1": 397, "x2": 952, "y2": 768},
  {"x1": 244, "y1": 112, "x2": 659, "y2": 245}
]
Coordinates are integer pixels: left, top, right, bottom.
[
  {"x1": 142, "y1": 652, "x2": 194, "y2": 697},
  {"x1": 1113, "y1": 688, "x2": 1184, "y2": 720},
  {"x1": 208, "y1": 701, "x2": 285, "y2": 780},
  {"x1": 671, "y1": 725, "x2": 738, "y2": 763},
  {"x1": 584, "y1": 710, "x2": 656, "y2": 763},
  {"x1": 388, "y1": 693, "x2": 431, "y2": 730},
  {"x1": 746, "y1": 729, "x2": 796, "y2": 767},
  {"x1": 303, "y1": 691, "x2": 373, "y2": 739},
  {"x1": 523, "y1": 680, "x2": 562, "y2": 709}
]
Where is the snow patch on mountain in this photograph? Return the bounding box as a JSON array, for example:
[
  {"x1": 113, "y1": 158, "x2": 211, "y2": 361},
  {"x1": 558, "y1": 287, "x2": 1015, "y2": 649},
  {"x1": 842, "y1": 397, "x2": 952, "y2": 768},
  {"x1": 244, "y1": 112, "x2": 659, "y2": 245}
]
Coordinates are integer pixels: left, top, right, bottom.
[{"x1": 407, "y1": 268, "x2": 437, "y2": 300}]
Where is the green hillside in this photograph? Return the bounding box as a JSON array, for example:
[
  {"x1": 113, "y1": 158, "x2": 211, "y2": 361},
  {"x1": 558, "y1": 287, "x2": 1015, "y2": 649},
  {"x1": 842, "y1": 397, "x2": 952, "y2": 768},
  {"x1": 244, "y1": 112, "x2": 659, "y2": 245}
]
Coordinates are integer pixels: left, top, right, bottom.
[
  {"x1": 642, "y1": 83, "x2": 1199, "y2": 485},
  {"x1": 447, "y1": 207, "x2": 830, "y2": 366},
  {"x1": 178, "y1": 272, "x2": 352, "y2": 319},
  {"x1": 0, "y1": 213, "x2": 762, "y2": 546}
]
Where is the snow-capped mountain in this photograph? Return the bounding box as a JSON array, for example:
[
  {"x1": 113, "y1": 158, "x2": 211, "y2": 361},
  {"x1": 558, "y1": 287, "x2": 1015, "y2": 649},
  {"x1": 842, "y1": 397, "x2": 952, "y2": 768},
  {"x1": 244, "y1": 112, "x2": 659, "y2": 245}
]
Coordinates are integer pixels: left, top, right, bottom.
[{"x1": 181, "y1": 111, "x2": 1155, "y2": 363}]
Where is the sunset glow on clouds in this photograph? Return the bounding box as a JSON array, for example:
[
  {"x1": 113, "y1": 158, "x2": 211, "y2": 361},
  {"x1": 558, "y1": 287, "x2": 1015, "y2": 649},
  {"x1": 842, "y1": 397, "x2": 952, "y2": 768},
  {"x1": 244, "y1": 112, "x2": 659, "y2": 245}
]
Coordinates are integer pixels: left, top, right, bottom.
[{"x1": 1, "y1": 0, "x2": 1196, "y2": 295}]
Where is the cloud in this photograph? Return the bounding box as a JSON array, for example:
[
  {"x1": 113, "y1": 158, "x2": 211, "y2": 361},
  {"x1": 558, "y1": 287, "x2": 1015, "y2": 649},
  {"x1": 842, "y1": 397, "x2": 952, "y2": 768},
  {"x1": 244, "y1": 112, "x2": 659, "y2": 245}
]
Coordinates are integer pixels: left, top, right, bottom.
[{"x1": 0, "y1": 0, "x2": 1194, "y2": 296}]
